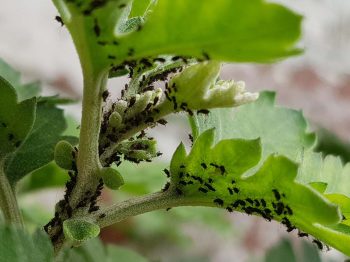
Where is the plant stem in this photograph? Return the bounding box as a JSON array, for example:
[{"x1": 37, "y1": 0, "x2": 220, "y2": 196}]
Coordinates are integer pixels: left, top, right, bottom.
[
  {"x1": 70, "y1": 70, "x2": 108, "y2": 205},
  {"x1": 0, "y1": 160, "x2": 23, "y2": 226},
  {"x1": 90, "y1": 191, "x2": 211, "y2": 228}
]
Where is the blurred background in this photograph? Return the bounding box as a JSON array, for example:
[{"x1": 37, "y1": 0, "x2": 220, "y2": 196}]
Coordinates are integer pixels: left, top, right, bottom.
[{"x1": 0, "y1": 0, "x2": 349, "y2": 261}]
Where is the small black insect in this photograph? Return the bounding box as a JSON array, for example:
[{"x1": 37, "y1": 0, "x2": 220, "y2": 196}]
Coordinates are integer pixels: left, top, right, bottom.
[
  {"x1": 153, "y1": 96, "x2": 159, "y2": 105},
  {"x1": 162, "y1": 182, "x2": 170, "y2": 192},
  {"x1": 102, "y1": 90, "x2": 109, "y2": 101},
  {"x1": 8, "y1": 133, "x2": 14, "y2": 141},
  {"x1": 197, "y1": 109, "x2": 210, "y2": 115},
  {"x1": 272, "y1": 189, "x2": 281, "y2": 201},
  {"x1": 213, "y1": 198, "x2": 224, "y2": 206},
  {"x1": 228, "y1": 188, "x2": 233, "y2": 195},
  {"x1": 312, "y1": 239, "x2": 323, "y2": 250},
  {"x1": 166, "y1": 207, "x2": 172, "y2": 211},
  {"x1": 202, "y1": 52, "x2": 210, "y2": 60},
  {"x1": 233, "y1": 187, "x2": 240, "y2": 193},
  {"x1": 188, "y1": 134, "x2": 193, "y2": 143},
  {"x1": 219, "y1": 165, "x2": 226, "y2": 175},
  {"x1": 298, "y1": 231, "x2": 308, "y2": 238},
  {"x1": 261, "y1": 199, "x2": 266, "y2": 207},
  {"x1": 99, "y1": 214, "x2": 106, "y2": 219},
  {"x1": 93, "y1": 19, "x2": 101, "y2": 37},
  {"x1": 198, "y1": 187, "x2": 208, "y2": 193},
  {"x1": 129, "y1": 96, "x2": 136, "y2": 107},
  {"x1": 226, "y1": 207, "x2": 233, "y2": 212},
  {"x1": 180, "y1": 164, "x2": 185, "y2": 168},
  {"x1": 157, "y1": 119, "x2": 168, "y2": 125},
  {"x1": 246, "y1": 198, "x2": 254, "y2": 205},
  {"x1": 201, "y1": 163, "x2": 207, "y2": 169},
  {"x1": 153, "y1": 57, "x2": 166, "y2": 63},
  {"x1": 108, "y1": 55, "x2": 116, "y2": 60},
  {"x1": 119, "y1": 3, "x2": 127, "y2": 8},
  {"x1": 179, "y1": 181, "x2": 187, "y2": 186},
  {"x1": 172, "y1": 56, "x2": 182, "y2": 61},
  {"x1": 89, "y1": 206, "x2": 100, "y2": 213},
  {"x1": 204, "y1": 183, "x2": 215, "y2": 192},
  {"x1": 55, "y1": 15, "x2": 64, "y2": 26}
]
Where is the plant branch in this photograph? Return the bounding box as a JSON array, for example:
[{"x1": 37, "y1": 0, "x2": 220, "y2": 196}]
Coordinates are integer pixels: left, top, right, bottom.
[
  {"x1": 89, "y1": 191, "x2": 211, "y2": 228},
  {"x1": 0, "y1": 160, "x2": 23, "y2": 226}
]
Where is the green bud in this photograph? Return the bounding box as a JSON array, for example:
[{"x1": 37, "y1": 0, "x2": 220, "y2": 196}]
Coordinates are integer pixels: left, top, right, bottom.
[
  {"x1": 54, "y1": 140, "x2": 75, "y2": 170},
  {"x1": 63, "y1": 219, "x2": 100, "y2": 244},
  {"x1": 124, "y1": 91, "x2": 153, "y2": 119},
  {"x1": 100, "y1": 167, "x2": 124, "y2": 190},
  {"x1": 122, "y1": 139, "x2": 158, "y2": 161},
  {"x1": 115, "y1": 99, "x2": 128, "y2": 116},
  {"x1": 108, "y1": 112, "x2": 122, "y2": 128}
]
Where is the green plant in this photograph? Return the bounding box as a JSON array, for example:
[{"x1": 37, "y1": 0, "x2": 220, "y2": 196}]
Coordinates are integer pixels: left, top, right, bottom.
[{"x1": 1, "y1": 0, "x2": 350, "y2": 261}]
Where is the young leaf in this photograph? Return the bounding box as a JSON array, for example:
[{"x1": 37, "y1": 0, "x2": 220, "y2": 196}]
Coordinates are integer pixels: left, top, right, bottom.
[
  {"x1": 166, "y1": 62, "x2": 258, "y2": 111},
  {"x1": 63, "y1": 219, "x2": 100, "y2": 243},
  {"x1": 0, "y1": 225, "x2": 54, "y2": 262},
  {"x1": 0, "y1": 76, "x2": 36, "y2": 160},
  {"x1": 168, "y1": 130, "x2": 345, "y2": 253}
]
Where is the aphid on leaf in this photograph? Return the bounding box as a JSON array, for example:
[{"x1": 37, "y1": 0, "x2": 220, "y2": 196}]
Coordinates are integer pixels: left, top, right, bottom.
[
  {"x1": 312, "y1": 239, "x2": 323, "y2": 250},
  {"x1": 188, "y1": 134, "x2": 193, "y2": 143},
  {"x1": 213, "y1": 198, "x2": 224, "y2": 207},
  {"x1": 201, "y1": 163, "x2": 207, "y2": 169},
  {"x1": 157, "y1": 119, "x2": 168, "y2": 125},
  {"x1": 199, "y1": 187, "x2": 208, "y2": 193},
  {"x1": 93, "y1": 19, "x2": 101, "y2": 37},
  {"x1": 197, "y1": 109, "x2": 210, "y2": 115},
  {"x1": 99, "y1": 214, "x2": 106, "y2": 219},
  {"x1": 128, "y1": 96, "x2": 136, "y2": 107},
  {"x1": 55, "y1": 15, "x2": 64, "y2": 26},
  {"x1": 8, "y1": 133, "x2": 14, "y2": 141},
  {"x1": 261, "y1": 199, "x2": 266, "y2": 207},
  {"x1": 163, "y1": 169, "x2": 170, "y2": 177},
  {"x1": 172, "y1": 56, "x2": 182, "y2": 61},
  {"x1": 272, "y1": 189, "x2": 281, "y2": 201},
  {"x1": 102, "y1": 90, "x2": 109, "y2": 101},
  {"x1": 108, "y1": 55, "x2": 116, "y2": 60},
  {"x1": 298, "y1": 231, "x2": 308, "y2": 238},
  {"x1": 233, "y1": 187, "x2": 240, "y2": 193},
  {"x1": 175, "y1": 187, "x2": 183, "y2": 195},
  {"x1": 226, "y1": 207, "x2": 233, "y2": 212},
  {"x1": 162, "y1": 182, "x2": 170, "y2": 192},
  {"x1": 119, "y1": 3, "x2": 127, "y2": 9},
  {"x1": 153, "y1": 57, "x2": 166, "y2": 63},
  {"x1": 228, "y1": 188, "x2": 233, "y2": 195},
  {"x1": 204, "y1": 183, "x2": 215, "y2": 192},
  {"x1": 202, "y1": 52, "x2": 210, "y2": 60}
]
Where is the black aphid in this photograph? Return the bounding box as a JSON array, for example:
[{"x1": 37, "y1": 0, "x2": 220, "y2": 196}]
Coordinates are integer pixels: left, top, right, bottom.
[
  {"x1": 272, "y1": 189, "x2": 281, "y2": 201},
  {"x1": 8, "y1": 133, "x2": 14, "y2": 141},
  {"x1": 202, "y1": 52, "x2": 210, "y2": 60},
  {"x1": 99, "y1": 214, "x2": 106, "y2": 219},
  {"x1": 228, "y1": 188, "x2": 233, "y2": 195},
  {"x1": 162, "y1": 182, "x2": 170, "y2": 192},
  {"x1": 154, "y1": 57, "x2": 166, "y2": 63},
  {"x1": 157, "y1": 119, "x2": 168, "y2": 125},
  {"x1": 201, "y1": 163, "x2": 207, "y2": 169},
  {"x1": 129, "y1": 96, "x2": 136, "y2": 107},
  {"x1": 226, "y1": 207, "x2": 233, "y2": 212},
  {"x1": 233, "y1": 187, "x2": 240, "y2": 193},
  {"x1": 298, "y1": 231, "x2": 308, "y2": 238},
  {"x1": 213, "y1": 198, "x2": 224, "y2": 206},
  {"x1": 312, "y1": 239, "x2": 323, "y2": 250},
  {"x1": 55, "y1": 16, "x2": 64, "y2": 26},
  {"x1": 198, "y1": 187, "x2": 208, "y2": 193},
  {"x1": 102, "y1": 90, "x2": 109, "y2": 101},
  {"x1": 261, "y1": 199, "x2": 266, "y2": 207},
  {"x1": 175, "y1": 187, "x2": 183, "y2": 195},
  {"x1": 204, "y1": 183, "x2": 215, "y2": 192},
  {"x1": 180, "y1": 164, "x2": 185, "y2": 168},
  {"x1": 197, "y1": 109, "x2": 210, "y2": 115},
  {"x1": 108, "y1": 55, "x2": 116, "y2": 60},
  {"x1": 93, "y1": 19, "x2": 101, "y2": 37},
  {"x1": 246, "y1": 198, "x2": 254, "y2": 205}
]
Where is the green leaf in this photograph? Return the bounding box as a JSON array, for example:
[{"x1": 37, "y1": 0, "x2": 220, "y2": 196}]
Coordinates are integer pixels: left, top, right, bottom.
[
  {"x1": 0, "y1": 76, "x2": 36, "y2": 159},
  {"x1": 114, "y1": 0, "x2": 302, "y2": 63},
  {"x1": 4, "y1": 102, "x2": 78, "y2": 185},
  {"x1": 265, "y1": 238, "x2": 296, "y2": 262},
  {"x1": 0, "y1": 58, "x2": 41, "y2": 101},
  {"x1": 264, "y1": 238, "x2": 321, "y2": 262},
  {"x1": 168, "y1": 130, "x2": 344, "y2": 253},
  {"x1": 63, "y1": 219, "x2": 100, "y2": 243},
  {"x1": 0, "y1": 225, "x2": 54, "y2": 262},
  {"x1": 192, "y1": 91, "x2": 316, "y2": 168},
  {"x1": 106, "y1": 245, "x2": 148, "y2": 262},
  {"x1": 59, "y1": 238, "x2": 148, "y2": 262},
  {"x1": 55, "y1": 0, "x2": 302, "y2": 72}
]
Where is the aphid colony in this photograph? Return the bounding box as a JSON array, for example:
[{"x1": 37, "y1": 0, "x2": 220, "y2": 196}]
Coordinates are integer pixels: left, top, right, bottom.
[
  {"x1": 45, "y1": 145, "x2": 105, "y2": 243},
  {"x1": 1, "y1": 122, "x2": 22, "y2": 149},
  {"x1": 161, "y1": 162, "x2": 328, "y2": 251}
]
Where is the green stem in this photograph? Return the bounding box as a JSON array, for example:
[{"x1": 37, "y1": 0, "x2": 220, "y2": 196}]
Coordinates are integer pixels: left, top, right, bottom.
[
  {"x1": 90, "y1": 191, "x2": 211, "y2": 228},
  {"x1": 70, "y1": 70, "x2": 108, "y2": 205},
  {"x1": 0, "y1": 160, "x2": 23, "y2": 226}
]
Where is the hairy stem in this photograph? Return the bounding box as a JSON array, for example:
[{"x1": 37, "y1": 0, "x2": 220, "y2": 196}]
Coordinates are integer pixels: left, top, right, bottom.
[
  {"x1": 0, "y1": 160, "x2": 23, "y2": 226},
  {"x1": 70, "y1": 71, "x2": 108, "y2": 204},
  {"x1": 89, "y1": 191, "x2": 210, "y2": 228}
]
